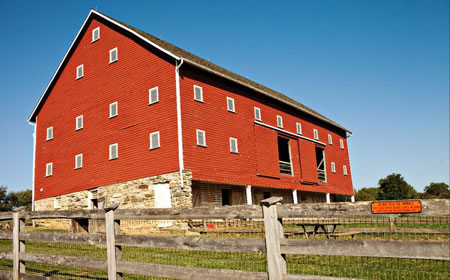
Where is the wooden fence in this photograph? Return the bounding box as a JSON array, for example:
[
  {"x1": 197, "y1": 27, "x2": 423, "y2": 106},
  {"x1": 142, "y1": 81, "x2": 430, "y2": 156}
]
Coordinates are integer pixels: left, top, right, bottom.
[{"x1": 0, "y1": 198, "x2": 448, "y2": 280}]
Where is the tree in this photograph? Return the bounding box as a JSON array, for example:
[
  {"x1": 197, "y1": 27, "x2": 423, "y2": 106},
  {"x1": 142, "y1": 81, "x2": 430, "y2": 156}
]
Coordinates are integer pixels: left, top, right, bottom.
[
  {"x1": 354, "y1": 187, "x2": 380, "y2": 201},
  {"x1": 376, "y1": 173, "x2": 417, "y2": 200},
  {"x1": 423, "y1": 182, "x2": 449, "y2": 199},
  {"x1": 6, "y1": 190, "x2": 32, "y2": 211},
  {"x1": 0, "y1": 185, "x2": 9, "y2": 211}
]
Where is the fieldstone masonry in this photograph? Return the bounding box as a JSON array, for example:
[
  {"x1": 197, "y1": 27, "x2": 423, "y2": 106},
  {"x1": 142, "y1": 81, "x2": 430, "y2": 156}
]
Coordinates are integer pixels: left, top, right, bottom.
[{"x1": 34, "y1": 171, "x2": 193, "y2": 232}]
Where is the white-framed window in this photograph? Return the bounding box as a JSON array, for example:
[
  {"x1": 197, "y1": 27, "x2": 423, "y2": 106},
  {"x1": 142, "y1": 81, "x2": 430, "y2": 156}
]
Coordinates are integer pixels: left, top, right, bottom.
[
  {"x1": 76, "y1": 115, "x2": 83, "y2": 130},
  {"x1": 46, "y1": 126, "x2": 53, "y2": 141},
  {"x1": 149, "y1": 87, "x2": 159, "y2": 105},
  {"x1": 92, "y1": 27, "x2": 100, "y2": 42},
  {"x1": 196, "y1": 129, "x2": 206, "y2": 147},
  {"x1": 194, "y1": 85, "x2": 203, "y2": 102},
  {"x1": 227, "y1": 97, "x2": 235, "y2": 113},
  {"x1": 313, "y1": 129, "x2": 319, "y2": 140},
  {"x1": 254, "y1": 107, "x2": 261, "y2": 121},
  {"x1": 109, "y1": 102, "x2": 118, "y2": 118},
  {"x1": 340, "y1": 139, "x2": 345, "y2": 149},
  {"x1": 109, "y1": 47, "x2": 118, "y2": 64},
  {"x1": 343, "y1": 165, "x2": 348, "y2": 176},
  {"x1": 46, "y1": 162, "x2": 53, "y2": 177},
  {"x1": 75, "y1": 154, "x2": 83, "y2": 169},
  {"x1": 328, "y1": 134, "x2": 333, "y2": 145},
  {"x1": 277, "y1": 115, "x2": 283, "y2": 128},
  {"x1": 149, "y1": 131, "x2": 160, "y2": 150},
  {"x1": 109, "y1": 143, "x2": 118, "y2": 160},
  {"x1": 76, "y1": 64, "x2": 84, "y2": 79},
  {"x1": 230, "y1": 137, "x2": 238, "y2": 154},
  {"x1": 331, "y1": 162, "x2": 336, "y2": 173},
  {"x1": 296, "y1": 122, "x2": 302, "y2": 135}
]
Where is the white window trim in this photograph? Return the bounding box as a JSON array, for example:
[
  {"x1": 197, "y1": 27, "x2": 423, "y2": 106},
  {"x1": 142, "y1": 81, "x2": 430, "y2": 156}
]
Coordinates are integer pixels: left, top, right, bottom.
[
  {"x1": 109, "y1": 47, "x2": 118, "y2": 64},
  {"x1": 149, "y1": 131, "x2": 160, "y2": 150},
  {"x1": 149, "y1": 86, "x2": 159, "y2": 105},
  {"x1": 193, "y1": 85, "x2": 203, "y2": 102},
  {"x1": 196, "y1": 129, "x2": 206, "y2": 147},
  {"x1": 92, "y1": 27, "x2": 100, "y2": 42},
  {"x1": 254, "y1": 107, "x2": 261, "y2": 121},
  {"x1": 109, "y1": 101, "x2": 118, "y2": 118},
  {"x1": 277, "y1": 115, "x2": 283, "y2": 128},
  {"x1": 46, "y1": 126, "x2": 53, "y2": 141},
  {"x1": 331, "y1": 162, "x2": 336, "y2": 173},
  {"x1": 343, "y1": 165, "x2": 348, "y2": 176},
  {"x1": 76, "y1": 64, "x2": 84, "y2": 79},
  {"x1": 313, "y1": 129, "x2": 319, "y2": 140},
  {"x1": 340, "y1": 139, "x2": 345, "y2": 149},
  {"x1": 109, "y1": 143, "x2": 118, "y2": 160},
  {"x1": 296, "y1": 122, "x2": 302, "y2": 135},
  {"x1": 229, "y1": 137, "x2": 239, "y2": 154},
  {"x1": 46, "y1": 162, "x2": 53, "y2": 177},
  {"x1": 75, "y1": 154, "x2": 83, "y2": 169},
  {"x1": 54, "y1": 197, "x2": 61, "y2": 209},
  {"x1": 76, "y1": 115, "x2": 83, "y2": 130},
  {"x1": 227, "y1": 97, "x2": 235, "y2": 113},
  {"x1": 328, "y1": 134, "x2": 333, "y2": 145}
]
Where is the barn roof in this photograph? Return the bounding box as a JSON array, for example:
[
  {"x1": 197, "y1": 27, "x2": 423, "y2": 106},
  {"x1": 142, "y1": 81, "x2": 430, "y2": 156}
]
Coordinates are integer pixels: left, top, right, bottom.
[{"x1": 28, "y1": 10, "x2": 351, "y2": 134}]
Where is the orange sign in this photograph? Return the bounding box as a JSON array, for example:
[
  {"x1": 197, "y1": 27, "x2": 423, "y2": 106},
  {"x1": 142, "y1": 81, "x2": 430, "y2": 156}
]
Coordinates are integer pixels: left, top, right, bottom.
[{"x1": 371, "y1": 200, "x2": 422, "y2": 214}]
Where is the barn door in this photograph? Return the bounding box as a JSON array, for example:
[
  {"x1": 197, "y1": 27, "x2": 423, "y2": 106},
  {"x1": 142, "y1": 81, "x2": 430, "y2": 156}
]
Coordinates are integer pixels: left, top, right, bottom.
[
  {"x1": 254, "y1": 125, "x2": 280, "y2": 178},
  {"x1": 298, "y1": 140, "x2": 319, "y2": 183}
]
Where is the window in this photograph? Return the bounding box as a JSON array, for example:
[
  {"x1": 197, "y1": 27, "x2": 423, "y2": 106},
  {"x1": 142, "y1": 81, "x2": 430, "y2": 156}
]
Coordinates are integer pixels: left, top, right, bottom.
[
  {"x1": 109, "y1": 48, "x2": 118, "y2": 63},
  {"x1": 109, "y1": 102, "x2": 118, "y2": 118},
  {"x1": 315, "y1": 147, "x2": 326, "y2": 182},
  {"x1": 254, "y1": 107, "x2": 261, "y2": 121},
  {"x1": 222, "y1": 189, "x2": 231, "y2": 206},
  {"x1": 328, "y1": 134, "x2": 333, "y2": 145},
  {"x1": 46, "y1": 126, "x2": 53, "y2": 141},
  {"x1": 340, "y1": 139, "x2": 345, "y2": 149},
  {"x1": 230, "y1": 137, "x2": 238, "y2": 153},
  {"x1": 150, "y1": 131, "x2": 160, "y2": 150},
  {"x1": 76, "y1": 115, "x2": 83, "y2": 130},
  {"x1": 343, "y1": 165, "x2": 348, "y2": 176},
  {"x1": 278, "y1": 136, "x2": 292, "y2": 175},
  {"x1": 277, "y1": 115, "x2": 283, "y2": 128},
  {"x1": 313, "y1": 129, "x2": 319, "y2": 140},
  {"x1": 194, "y1": 85, "x2": 203, "y2": 102},
  {"x1": 92, "y1": 27, "x2": 100, "y2": 42},
  {"x1": 76, "y1": 64, "x2": 84, "y2": 79},
  {"x1": 46, "y1": 162, "x2": 53, "y2": 177},
  {"x1": 227, "y1": 97, "x2": 235, "y2": 113},
  {"x1": 75, "y1": 154, "x2": 83, "y2": 169},
  {"x1": 296, "y1": 122, "x2": 302, "y2": 135},
  {"x1": 149, "y1": 87, "x2": 159, "y2": 105},
  {"x1": 196, "y1": 129, "x2": 206, "y2": 147},
  {"x1": 109, "y1": 143, "x2": 118, "y2": 160},
  {"x1": 331, "y1": 162, "x2": 336, "y2": 173}
]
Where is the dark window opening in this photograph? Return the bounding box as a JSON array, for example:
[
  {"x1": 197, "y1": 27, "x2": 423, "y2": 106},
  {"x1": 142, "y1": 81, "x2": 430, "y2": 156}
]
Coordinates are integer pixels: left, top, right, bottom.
[
  {"x1": 278, "y1": 136, "x2": 292, "y2": 174},
  {"x1": 263, "y1": 192, "x2": 271, "y2": 199},
  {"x1": 315, "y1": 147, "x2": 327, "y2": 182},
  {"x1": 222, "y1": 189, "x2": 231, "y2": 206}
]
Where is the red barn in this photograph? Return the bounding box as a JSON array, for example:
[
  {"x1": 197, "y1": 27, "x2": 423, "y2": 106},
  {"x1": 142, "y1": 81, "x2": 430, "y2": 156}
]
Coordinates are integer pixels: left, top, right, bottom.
[{"x1": 29, "y1": 10, "x2": 354, "y2": 212}]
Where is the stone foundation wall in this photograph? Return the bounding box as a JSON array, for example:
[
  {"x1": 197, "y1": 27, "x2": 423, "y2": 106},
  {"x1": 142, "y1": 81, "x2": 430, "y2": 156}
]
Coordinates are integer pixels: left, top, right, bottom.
[{"x1": 34, "y1": 171, "x2": 192, "y2": 231}]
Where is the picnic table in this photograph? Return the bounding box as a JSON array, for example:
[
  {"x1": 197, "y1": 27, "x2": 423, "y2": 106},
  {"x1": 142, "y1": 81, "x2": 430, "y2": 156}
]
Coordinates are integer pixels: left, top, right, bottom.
[{"x1": 294, "y1": 220, "x2": 360, "y2": 239}]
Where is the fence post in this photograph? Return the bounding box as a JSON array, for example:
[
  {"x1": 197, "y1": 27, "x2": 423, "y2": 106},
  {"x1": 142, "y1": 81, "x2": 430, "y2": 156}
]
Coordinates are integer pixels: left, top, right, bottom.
[
  {"x1": 105, "y1": 203, "x2": 120, "y2": 280},
  {"x1": 12, "y1": 206, "x2": 26, "y2": 280},
  {"x1": 389, "y1": 216, "x2": 396, "y2": 233},
  {"x1": 261, "y1": 197, "x2": 286, "y2": 280}
]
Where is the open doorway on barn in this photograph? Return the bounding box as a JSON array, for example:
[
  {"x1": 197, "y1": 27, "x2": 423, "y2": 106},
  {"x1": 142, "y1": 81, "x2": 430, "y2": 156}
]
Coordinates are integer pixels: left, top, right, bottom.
[
  {"x1": 315, "y1": 146, "x2": 327, "y2": 182},
  {"x1": 278, "y1": 136, "x2": 292, "y2": 175},
  {"x1": 222, "y1": 189, "x2": 231, "y2": 206}
]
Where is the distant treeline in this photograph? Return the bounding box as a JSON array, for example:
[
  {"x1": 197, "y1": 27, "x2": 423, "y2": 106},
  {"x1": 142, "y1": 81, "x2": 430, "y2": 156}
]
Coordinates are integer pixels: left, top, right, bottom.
[{"x1": 0, "y1": 185, "x2": 32, "y2": 211}]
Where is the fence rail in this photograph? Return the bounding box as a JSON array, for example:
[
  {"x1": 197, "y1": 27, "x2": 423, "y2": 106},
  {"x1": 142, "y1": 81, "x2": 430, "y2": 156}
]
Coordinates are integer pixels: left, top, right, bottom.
[{"x1": 0, "y1": 199, "x2": 448, "y2": 279}]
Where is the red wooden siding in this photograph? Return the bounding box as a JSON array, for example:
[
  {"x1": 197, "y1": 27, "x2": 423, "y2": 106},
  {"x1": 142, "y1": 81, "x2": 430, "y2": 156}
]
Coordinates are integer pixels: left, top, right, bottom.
[
  {"x1": 180, "y1": 66, "x2": 353, "y2": 195},
  {"x1": 34, "y1": 19, "x2": 179, "y2": 200},
  {"x1": 254, "y1": 125, "x2": 280, "y2": 178}
]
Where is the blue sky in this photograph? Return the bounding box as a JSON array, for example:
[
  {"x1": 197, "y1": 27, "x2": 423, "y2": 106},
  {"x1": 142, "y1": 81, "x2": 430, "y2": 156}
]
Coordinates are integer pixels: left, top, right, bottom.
[{"x1": 0, "y1": 0, "x2": 448, "y2": 193}]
